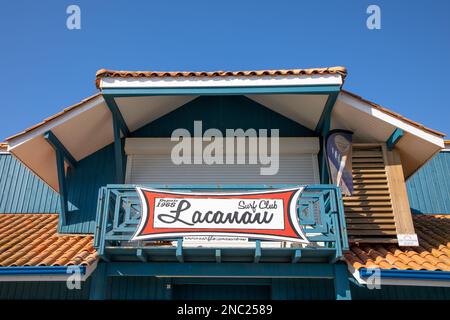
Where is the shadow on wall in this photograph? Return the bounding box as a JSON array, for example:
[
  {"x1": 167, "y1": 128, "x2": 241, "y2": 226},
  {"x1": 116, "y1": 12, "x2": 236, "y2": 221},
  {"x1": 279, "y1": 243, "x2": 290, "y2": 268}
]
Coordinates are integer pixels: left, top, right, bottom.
[{"x1": 63, "y1": 143, "x2": 117, "y2": 234}]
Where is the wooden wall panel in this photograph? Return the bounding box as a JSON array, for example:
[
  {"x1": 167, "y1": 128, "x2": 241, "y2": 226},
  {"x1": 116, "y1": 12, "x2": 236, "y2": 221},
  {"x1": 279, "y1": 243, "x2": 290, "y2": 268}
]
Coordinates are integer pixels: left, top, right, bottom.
[{"x1": 344, "y1": 144, "x2": 399, "y2": 243}]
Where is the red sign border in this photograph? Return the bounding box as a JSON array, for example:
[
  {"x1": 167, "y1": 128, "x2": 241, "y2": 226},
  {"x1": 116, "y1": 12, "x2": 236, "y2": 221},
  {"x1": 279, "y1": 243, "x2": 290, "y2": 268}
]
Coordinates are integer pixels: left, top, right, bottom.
[{"x1": 131, "y1": 187, "x2": 309, "y2": 243}]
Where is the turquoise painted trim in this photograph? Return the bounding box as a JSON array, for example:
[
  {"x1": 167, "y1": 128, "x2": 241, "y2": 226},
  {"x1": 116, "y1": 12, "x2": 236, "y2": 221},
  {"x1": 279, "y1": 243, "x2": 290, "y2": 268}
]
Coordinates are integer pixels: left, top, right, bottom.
[
  {"x1": 333, "y1": 263, "x2": 352, "y2": 300},
  {"x1": 102, "y1": 85, "x2": 341, "y2": 96},
  {"x1": 0, "y1": 266, "x2": 86, "y2": 275},
  {"x1": 291, "y1": 250, "x2": 302, "y2": 263},
  {"x1": 106, "y1": 262, "x2": 335, "y2": 278},
  {"x1": 215, "y1": 249, "x2": 221, "y2": 263},
  {"x1": 254, "y1": 240, "x2": 261, "y2": 263},
  {"x1": 55, "y1": 149, "x2": 68, "y2": 226},
  {"x1": 103, "y1": 95, "x2": 130, "y2": 136},
  {"x1": 315, "y1": 92, "x2": 339, "y2": 133},
  {"x1": 44, "y1": 130, "x2": 76, "y2": 226},
  {"x1": 176, "y1": 239, "x2": 184, "y2": 263},
  {"x1": 44, "y1": 131, "x2": 77, "y2": 168},
  {"x1": 315, "y1": 92, "x2": 339, "y2": 183},
  {"x1": 136, "y1": 248, "x2": 147, "y2": 262},
  {"x1": 360, "y1": 268, "x2": 450, "y2": 281},
  {"x1": 386, "y1": 128, "x2": 404, "y2": 151},
  {"x1": 112, "y1": 114, "x2": 125, "y2": 184}
]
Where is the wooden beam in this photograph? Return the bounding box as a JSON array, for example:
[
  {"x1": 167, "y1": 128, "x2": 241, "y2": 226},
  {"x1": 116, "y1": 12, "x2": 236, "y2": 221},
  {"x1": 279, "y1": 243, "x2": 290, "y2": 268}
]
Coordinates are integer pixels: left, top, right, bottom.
[
  {"x1": 291, "y1": 249, "x2": 302, "y2": 263},
  {"x1": 386, "y1": 128, "x2": 404, "y2": 151},
  {"x1": 112, "y1": 113, "x2": 124, "y2": 184},
  {"x1": 254, "y1": 240, "x2": 261, "y2": 263},
  {"x1": 382, "y1": 145, "x2": 417, "y2": 237},
  {"x1": 333, "y1": 263, "x2": 352, "y2": 300},
  {"x1": 176, "y1": 239, "x2": 184, "y2": 263},
  {"x1": 55, "y1": 149, "x2": 67, "y2": 226},
  {"x1": 103, "y1": 95, "x2": 130, "y2": 137},
  {"x1": 215, "y1": 249, "x2": 221, "y2": 263},
  {"x1": 44, "y1": 131, "x2": 77, "y2": 168},
  {"x1": 315, "y1": 92, "x2": 339, "y2": 133},
  {"x1": 136, "y1": 249, "x2": 147, "y2": 262},
  {"x1": 316, "y1": 92, "x2": 340, "y2": 183}
]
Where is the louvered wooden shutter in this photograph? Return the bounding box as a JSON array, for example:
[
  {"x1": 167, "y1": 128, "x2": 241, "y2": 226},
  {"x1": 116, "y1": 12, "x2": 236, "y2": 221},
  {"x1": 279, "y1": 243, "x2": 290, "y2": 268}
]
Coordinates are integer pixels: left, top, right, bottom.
[{"x1": 343, "y1": 144, "x2": 398, "y2": 243}]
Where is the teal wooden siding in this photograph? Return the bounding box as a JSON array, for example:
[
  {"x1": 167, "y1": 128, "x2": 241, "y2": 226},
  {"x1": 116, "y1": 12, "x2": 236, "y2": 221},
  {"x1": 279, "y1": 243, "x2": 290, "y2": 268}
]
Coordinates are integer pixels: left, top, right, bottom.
[
  {"x1": 107, "y1": 276, "x2": 168, "y2": 300},
  {"x1": 132, "y1": 95, "x2": 316, "y2": 137},
  {"x1": 351, "y1": 282, "x2": 450, "y2": 300},
  {"x1": 1, "y1": 277, "x2": 450, "y2": 299},
  {"x1": 173, "y1": 284, "x2": 271, "y2": 300},
  {"x1": 272, "y1": 279, "x2": 334, "y2": 300},
  {"x1": 0, "y1": 153, "x2": 60, "y2": 214},
  {"x1": 61, "y1": 143, "x2": 117, "y2": 234},
  {"x1": 406, "y1": 151, "x2": 450, "y2": 214},
  {"x1": 0, "y1": 279, "x2": 90, "y2": 300}
]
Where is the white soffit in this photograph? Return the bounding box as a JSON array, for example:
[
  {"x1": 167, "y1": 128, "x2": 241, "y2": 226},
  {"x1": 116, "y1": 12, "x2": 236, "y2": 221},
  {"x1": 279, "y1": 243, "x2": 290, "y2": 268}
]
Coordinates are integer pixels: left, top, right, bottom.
[
  {"x1": 50, "y1": 101, "x2": 113, "y2": 161},
  {"x1": 115, "y1": 96, "x2": 197, "y2": 132},
  {"x1": 10, "y1": 136, "x2": 60, "y2": 191},
  {"x1": 247, "y1": 94, "x2": 328, "y2": 131},
  {"x1": 333, "y1": 92, "x2": 444, "y2": 178},
  {"x1": 7, "y1": 96, "x2": 110, "y2": 191},
  {"x1": 334, "y1": 92, "x2": 444, "y2": 147},
  {"x1": 99, "y1": 74, "x2": 343, "y2": 89}
]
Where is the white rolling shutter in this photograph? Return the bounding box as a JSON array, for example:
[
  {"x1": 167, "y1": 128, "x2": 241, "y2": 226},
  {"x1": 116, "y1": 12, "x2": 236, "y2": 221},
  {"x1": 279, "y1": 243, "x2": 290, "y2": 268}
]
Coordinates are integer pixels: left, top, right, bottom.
[{"x1": 125, "y1": 138, "x2": 320, "y2": 185}]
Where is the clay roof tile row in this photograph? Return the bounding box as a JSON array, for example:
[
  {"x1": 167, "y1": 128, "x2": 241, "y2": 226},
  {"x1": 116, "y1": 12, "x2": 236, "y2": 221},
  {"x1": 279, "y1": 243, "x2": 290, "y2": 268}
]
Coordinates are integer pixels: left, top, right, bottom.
[
  {"x1": 346, "y1": 215, "x2": 450, "y2": 272},
  {"x1": 0, "y1": 214, "x2": 97, "y2": 267}
]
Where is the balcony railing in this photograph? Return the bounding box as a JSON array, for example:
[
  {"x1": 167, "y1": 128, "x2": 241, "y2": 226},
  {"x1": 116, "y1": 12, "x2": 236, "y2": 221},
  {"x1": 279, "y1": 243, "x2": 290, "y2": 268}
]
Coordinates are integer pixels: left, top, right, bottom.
[{"x1": 94, "y1": 184, "x2": 348, "y2": 263}]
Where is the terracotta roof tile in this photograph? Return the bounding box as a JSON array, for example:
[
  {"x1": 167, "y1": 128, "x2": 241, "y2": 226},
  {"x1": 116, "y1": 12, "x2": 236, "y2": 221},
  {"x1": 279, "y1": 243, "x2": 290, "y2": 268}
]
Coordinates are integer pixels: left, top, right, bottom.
[
  {"x1": 346, "y1": 215, "x2": 450, "y2": 271},
  {"x1": 95, "y1": 66, "x2": 348, "y2": 88},
  {"x1": 0, "y1": 142, "x2": 7, "y2": 152},
  {"x1": 6, "y1": 68, "x2": 445, "y2": 145},
  {"x1": 0, "y1": 214, "x2": 97, "y2": 267}
]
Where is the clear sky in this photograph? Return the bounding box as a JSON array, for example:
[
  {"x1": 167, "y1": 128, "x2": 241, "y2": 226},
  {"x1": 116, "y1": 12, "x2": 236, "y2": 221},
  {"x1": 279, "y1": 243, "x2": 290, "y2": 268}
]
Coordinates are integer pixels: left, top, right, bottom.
[{"x1": 1, "y1": 0, "x2": 449, "y2": 140}]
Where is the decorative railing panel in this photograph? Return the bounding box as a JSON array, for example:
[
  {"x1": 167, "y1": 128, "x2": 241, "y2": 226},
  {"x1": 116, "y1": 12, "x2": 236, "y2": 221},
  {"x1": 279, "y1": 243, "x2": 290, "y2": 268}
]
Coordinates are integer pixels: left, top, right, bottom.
[{"x1": 94, "y1": 184, "x2": 348, "y2": 263}]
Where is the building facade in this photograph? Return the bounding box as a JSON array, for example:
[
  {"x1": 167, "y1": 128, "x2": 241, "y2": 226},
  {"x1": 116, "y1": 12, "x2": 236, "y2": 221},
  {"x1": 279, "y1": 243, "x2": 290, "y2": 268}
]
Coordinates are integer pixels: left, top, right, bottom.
[{"x1": 0, "y1": 67, "x2": 449, "y2": 300}]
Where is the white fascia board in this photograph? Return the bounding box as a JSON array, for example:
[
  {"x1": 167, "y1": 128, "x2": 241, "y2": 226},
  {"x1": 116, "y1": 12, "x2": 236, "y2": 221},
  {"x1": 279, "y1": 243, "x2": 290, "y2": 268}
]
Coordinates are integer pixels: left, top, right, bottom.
[
  {"x1": 99, "y1": 74, "x2": 343, "y2": 89},
  {"x1": 7, "y1": 96, "x2": 105, "y2": 151},
  {"x1": 338, "y1": 92, "x2": 445, "y2": 148}
]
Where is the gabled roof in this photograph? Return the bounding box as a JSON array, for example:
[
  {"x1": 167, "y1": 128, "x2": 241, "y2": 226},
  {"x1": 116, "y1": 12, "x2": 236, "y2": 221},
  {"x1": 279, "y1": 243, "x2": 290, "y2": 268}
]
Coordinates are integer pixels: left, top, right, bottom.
[
  {"x1": 345, "y1": 215, "x2": 450, "y2": 271},
  {"x1": 0, "y1": 214, "x2": 97, "y2": 267},
  {"x1": 4, "y1": 66, "x2": 446, "y2": 189}
]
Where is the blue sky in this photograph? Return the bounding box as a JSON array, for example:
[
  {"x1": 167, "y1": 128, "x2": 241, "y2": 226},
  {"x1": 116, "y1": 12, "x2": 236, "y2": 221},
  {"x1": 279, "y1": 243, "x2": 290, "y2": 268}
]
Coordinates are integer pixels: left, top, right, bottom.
[{"x1": 1, "y1": 0, "x2": 449, "y2": 140}]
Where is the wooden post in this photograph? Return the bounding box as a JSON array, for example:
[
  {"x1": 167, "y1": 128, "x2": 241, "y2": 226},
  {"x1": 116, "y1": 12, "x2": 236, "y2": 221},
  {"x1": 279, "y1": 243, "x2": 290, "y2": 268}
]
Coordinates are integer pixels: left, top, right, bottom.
[
  {"x1": 55, "y1": 149, "x2": 68, "y2": 226},
  {"x1": 333, "y1": 262, "x2": 351, "y2": 300},
  {"x1": 382, "y1": 146, "x2": 416, "y2": 237},
  {"x1": 112, "y1": 113, "x2": 124, "y2": 184}
]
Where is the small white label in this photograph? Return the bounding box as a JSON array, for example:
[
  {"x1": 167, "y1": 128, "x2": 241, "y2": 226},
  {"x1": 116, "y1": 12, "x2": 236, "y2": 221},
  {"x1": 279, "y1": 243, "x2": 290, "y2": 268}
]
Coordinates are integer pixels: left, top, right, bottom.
[
  {"x1": 397, "y1": 234, "x2": 419, "y2": 246},
  {"x1": 183, "y1": 236, "x2": 248, "y2": 243}
]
